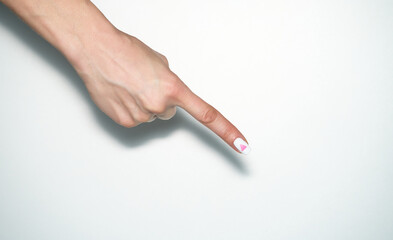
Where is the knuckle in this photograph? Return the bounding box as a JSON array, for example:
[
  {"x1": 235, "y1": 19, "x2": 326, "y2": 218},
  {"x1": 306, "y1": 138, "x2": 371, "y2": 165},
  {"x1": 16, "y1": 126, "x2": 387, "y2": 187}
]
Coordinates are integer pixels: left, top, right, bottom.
[
  {"x1": 134, "y1": 112, "x2": 151, "y2": 123},
  {"x1": 137, "y1": 73, "x2": 181, "y2": 113},
  {"x1": 143, "y1": 101, "x2": 166, "y2": 114},
  {"x1": 154, "y1": 105, "x2": 167, "y2": 114},
  {"x1": 138, "y1": 95, "x2": 164, "y2": 114},
  {"x1": 117, "y1": 116, "x2": 135, "y2": 128},
  {"x1": 161, "y1": 55, "x2": 169, "y2": 65},
  {"x1": 200, "y1": 106, "x2": 218, "y2": 124},
  {"x1": 165, "y1": 81, "x2": 180, "y2": 99},
  {"x1": 164, "y1": 74, "x2": 183, "y2": 99}
]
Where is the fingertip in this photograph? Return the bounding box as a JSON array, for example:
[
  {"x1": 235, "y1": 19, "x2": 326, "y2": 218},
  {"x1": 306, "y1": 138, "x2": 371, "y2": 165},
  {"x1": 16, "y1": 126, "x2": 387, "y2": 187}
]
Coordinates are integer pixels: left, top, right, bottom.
[{"x1": 233, "y1": 137, "x2": 251, "y2": 155}]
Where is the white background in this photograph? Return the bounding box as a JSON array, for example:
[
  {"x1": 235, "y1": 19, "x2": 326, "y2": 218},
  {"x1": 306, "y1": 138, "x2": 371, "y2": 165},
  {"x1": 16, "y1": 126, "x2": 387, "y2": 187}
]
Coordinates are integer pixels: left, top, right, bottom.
[{"x1": 1, "y1": 0, "x2": 393, "y2": 239}]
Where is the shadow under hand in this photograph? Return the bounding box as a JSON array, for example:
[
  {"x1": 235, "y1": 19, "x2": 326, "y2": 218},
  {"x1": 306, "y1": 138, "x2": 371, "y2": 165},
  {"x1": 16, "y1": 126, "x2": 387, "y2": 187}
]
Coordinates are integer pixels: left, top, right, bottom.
[
  {"x1": 95, "y1": 108, "x2": 248, "y2": 174},
  {"x1": 0, "y1": 3, "x2": 248, "y2": 174}
]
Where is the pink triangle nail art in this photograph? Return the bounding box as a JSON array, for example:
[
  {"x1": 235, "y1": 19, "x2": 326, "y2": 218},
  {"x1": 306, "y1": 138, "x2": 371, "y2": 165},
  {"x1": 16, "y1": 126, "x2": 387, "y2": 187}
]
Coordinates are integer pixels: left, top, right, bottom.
[
  {"x1": 240, "y1": 144, "x2": 247, "y2": 151},
  {"x1": 234, "y1": 138, "x2": 251, "y2": 154}
]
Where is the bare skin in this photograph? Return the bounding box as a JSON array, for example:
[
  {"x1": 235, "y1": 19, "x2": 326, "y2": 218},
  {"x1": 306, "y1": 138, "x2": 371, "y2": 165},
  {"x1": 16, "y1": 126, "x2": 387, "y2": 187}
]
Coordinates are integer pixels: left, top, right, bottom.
[{"x1": 1, "y1": 0, "x2": 250, "y2": 153}]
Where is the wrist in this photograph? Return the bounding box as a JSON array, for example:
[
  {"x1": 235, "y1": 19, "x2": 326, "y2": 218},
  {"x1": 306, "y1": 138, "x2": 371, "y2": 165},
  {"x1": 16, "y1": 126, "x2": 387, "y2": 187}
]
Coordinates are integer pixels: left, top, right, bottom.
[
  {"x1": 53, "y1": 2, "x2": 120, "y2": 69},
  {"x1": 4, "y1": 0, "x2": 120, "y2": 71}
]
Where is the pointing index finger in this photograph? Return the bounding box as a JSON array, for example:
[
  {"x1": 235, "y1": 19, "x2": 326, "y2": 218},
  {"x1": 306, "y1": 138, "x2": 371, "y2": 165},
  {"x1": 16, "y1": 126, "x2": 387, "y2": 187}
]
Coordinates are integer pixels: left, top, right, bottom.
[{"x1": 176, "y1": 84, "x2": 251, "y2": 154}]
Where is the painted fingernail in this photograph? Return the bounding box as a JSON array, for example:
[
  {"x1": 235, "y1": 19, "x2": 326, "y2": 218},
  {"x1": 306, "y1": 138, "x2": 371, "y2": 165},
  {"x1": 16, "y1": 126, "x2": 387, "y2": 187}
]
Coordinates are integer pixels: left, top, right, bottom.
[{"x1": 234, "y1": 138, "x2": 251, "y2": 155}]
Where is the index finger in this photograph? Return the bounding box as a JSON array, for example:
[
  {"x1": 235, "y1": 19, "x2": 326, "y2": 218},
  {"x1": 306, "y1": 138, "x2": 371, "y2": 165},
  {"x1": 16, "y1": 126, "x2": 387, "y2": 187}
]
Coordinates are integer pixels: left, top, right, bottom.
[{"x1": 175, "y1": 83, "x2": 251, "y2": 154}]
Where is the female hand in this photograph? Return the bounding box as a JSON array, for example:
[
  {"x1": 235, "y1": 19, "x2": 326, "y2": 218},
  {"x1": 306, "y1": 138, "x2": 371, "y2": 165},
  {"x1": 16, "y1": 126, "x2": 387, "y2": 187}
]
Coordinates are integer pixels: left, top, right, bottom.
[
  {"x1": 2, "y1": 0, "x2": 250, "y2": 154},
  {"x1": 72, "y1": 29, "x2": 250, "y2": 154}
]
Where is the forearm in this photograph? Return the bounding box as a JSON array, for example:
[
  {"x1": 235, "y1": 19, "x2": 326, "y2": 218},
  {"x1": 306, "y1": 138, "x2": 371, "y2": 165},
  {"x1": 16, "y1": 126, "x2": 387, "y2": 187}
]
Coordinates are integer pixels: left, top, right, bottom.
[{"x1": 1, "y1": 0, "x2": 118, "y2": 67}]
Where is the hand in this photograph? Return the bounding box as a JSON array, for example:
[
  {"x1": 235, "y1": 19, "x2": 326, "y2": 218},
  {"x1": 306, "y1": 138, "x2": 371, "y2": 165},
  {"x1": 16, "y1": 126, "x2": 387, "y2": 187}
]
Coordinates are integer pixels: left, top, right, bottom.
[
  {"x1": 2, "y1": 0, "x2": 250, "y2": 154},
  {"x1": 71, "y1": 30, "x2": 250, "y2": 154}
]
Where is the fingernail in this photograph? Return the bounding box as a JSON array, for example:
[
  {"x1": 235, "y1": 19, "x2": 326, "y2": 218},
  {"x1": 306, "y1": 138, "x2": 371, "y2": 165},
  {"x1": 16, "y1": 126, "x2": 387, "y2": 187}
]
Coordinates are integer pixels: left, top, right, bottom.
[{"x1": 233, "y1": 138, "x2": 251, "y2": 155}]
